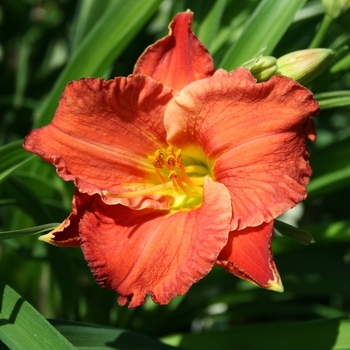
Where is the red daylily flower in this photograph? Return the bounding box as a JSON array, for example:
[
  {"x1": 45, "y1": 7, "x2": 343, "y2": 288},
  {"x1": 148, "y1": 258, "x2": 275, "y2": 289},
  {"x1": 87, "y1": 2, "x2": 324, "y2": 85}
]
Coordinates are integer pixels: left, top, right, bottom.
[{"x1": 23, "y1": 11, "x2": 319, "y2": 307}]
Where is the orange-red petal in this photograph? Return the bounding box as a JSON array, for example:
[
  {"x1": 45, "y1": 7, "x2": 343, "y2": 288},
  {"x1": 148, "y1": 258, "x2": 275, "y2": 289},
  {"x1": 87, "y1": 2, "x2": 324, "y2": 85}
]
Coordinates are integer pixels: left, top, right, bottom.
[
  {"x1": 134, "y1": 11, "x2": 215, "y2": 91},
  {"x1": 39, "y1": 190, "x2": 93, "y2": 247},
  {"x1": 24, "y1": 75, "x2": 175, "y2": 210},
  {"x1": 165, "y1": 68, "x2": 319, "y2": 230},
  {"x1": 216, "y1": 221, "x2": 283, "y2": 292},
  {"x1": 79, "y1": 179, "x2": 231, "y2": 307}
]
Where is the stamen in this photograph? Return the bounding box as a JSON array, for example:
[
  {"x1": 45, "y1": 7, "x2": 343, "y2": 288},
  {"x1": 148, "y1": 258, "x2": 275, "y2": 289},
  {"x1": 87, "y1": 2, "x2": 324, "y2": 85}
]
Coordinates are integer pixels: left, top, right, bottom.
[
  {"x1": 175, "y1": 176, "x2": 198, "y2": 197},
  {"x1": 169, "y1": 171, "x2": 180, "y2": 194},
  {"x1": 154, "y1": 167, "x2": 167, "y2": 184},
  {"x1": 175, "y1": 149, "x2": 182, "y2": 168},
  {"x1": 158, "y1": 151, "x2": 165, "y2": 164},
  {"x1": 103, "y1": 147, "x2": 207, "y2": 201},
  {"x1": 167, "y1": 146, "x2": 176, "y2": 158},
  {"x1": 166, "y1": 155, "x2": 176, "y2": 168},
  {"x1": 102, "y1": 182, "x2": 174, "y2": 198},
  {"x1": 144, "y1": 146, "x2": 206, "y2": 199},
  {"x1": 178, "y1": 163, "x2": 203, "y2": 195},
  {"x1": 148, "y1": 150, "x2": 165, "y2": 168}
]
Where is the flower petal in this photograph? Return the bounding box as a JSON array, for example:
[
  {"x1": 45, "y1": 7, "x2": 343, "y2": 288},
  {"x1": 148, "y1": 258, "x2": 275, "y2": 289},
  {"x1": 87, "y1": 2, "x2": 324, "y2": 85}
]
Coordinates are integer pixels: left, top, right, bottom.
[
  {"x1": 134, "y1": 11, "x2": 215, "y2": 91},
  {"x1": 39, "y1": 190, "x2": 92, "y2": 247},
  {"x1": 165, "y1": 68, "x2": 319, "y2": 230},
  {"x1": 79, "y1": 178, "x2": 231, "y2": 307},
  {"x1": 216, "y1": 221, "x2": 283, "y2": 292},
  {"x1": 24, "y1": 75, "x2": 175, "y2": 209}
]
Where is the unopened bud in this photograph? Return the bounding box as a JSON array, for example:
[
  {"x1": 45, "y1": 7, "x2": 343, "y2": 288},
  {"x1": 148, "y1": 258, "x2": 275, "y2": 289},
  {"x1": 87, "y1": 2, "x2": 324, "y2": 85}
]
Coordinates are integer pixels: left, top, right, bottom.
[
  {"x1": 276, "y1": 48, "x2": 334, "y2": 85},
  {"x1": 322, "y1": 0, "x2": 349, "y2": 19},
  {"x1": 248, "y1": 56, "x2": 278, "y2": 82}
]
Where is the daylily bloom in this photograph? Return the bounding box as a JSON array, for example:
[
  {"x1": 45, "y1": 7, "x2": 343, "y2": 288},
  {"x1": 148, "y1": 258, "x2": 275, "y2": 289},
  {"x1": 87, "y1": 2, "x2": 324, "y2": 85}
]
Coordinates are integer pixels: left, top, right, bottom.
[{"x1": 23, "y1": 11, "x2": 319, "y2": 307}]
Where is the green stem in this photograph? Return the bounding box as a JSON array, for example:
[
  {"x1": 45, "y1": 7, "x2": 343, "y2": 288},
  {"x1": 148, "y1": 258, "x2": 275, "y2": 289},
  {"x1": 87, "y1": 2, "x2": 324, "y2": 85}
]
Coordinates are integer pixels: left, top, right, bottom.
[{"x1": 309, "y1": 14, "x2": 333, "y2": 48}]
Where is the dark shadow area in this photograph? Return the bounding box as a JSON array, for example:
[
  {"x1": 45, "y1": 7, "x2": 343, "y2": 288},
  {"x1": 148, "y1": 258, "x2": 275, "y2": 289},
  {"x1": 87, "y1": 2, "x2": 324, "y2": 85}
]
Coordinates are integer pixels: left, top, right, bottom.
[
  {"x1": 50, "y1": 319, "x2": 182, "y2": 350},
  {"x1": 179, "y1": 317, "x2": 347, "y2": 350}
]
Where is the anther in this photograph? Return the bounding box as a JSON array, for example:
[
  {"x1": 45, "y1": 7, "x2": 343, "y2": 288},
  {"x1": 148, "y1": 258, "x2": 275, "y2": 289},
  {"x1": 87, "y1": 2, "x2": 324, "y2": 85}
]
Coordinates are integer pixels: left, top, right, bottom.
[
  {"x1": 166, "y1": 156, "x2": 176, "y2": 168},
  {"x1": 157, "y1": 151, "x2": 165, "y2": 164},
  {"x1": 168, "y1": 170, "x2": 178, "y2": 179},
  {"x1": 147, "y1": 147, "x2": 203, "y2": 198},
  {"x1": 148, "y1": 150, "x2": 165, "y2": 168},
  {"x1": 175, "y1": 149, "x2": 182, "y2": 168},
  {"x1": 167, "y1": 146, "x2": 175, "y2": 158}
]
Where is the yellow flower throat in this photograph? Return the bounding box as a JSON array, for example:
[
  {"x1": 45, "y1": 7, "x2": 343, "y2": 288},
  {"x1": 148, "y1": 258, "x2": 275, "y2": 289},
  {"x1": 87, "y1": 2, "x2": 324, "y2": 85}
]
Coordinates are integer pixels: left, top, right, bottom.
[
  {"x1": 103, "y1": 146, "x2": 209, "y2": 209},
  {"x1": 148, "y1": 147, "x2": 204, "y2": 198}
]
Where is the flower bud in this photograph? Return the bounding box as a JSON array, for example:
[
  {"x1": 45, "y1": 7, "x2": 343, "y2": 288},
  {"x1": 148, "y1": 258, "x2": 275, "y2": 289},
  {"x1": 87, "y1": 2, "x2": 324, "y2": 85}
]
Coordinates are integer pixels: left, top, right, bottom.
[
  {"x1": 322, "y1": 0, "x2": 349, "y2": 19},
  {"x1": 248, "y1": 56, "x2": 278, "y2": 82},
  {"x1": 276, "y1": 48, "x2": 334, "y2": 85}
]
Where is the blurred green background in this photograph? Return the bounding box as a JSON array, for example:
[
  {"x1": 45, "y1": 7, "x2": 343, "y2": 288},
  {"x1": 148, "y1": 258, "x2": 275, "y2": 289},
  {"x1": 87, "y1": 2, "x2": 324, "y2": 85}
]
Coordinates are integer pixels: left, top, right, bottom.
[{"x1": 0, "y1": 0, "x2": 350, "y2": 349}]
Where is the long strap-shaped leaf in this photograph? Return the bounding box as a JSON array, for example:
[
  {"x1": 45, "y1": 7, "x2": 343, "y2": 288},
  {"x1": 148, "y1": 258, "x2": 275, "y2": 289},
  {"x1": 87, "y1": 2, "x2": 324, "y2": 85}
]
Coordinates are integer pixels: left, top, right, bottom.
[
  {"x1": 34, "y1": 0, "x2": 162, "y2": 128},
  {"x1": 0, "y1": 281, "x2": 76, "y2": 350},
  {"x1": 219, "y1": 0, "x2": 307, "y2": 70},
  {"x1": 197, "y1": 0, "x2": 227, "y2": 52},
  {"x1": 172, "y1": 316, "x2": 350, "y2": 350},
  {"x1": 0, "y1": 223, "x2": 59, "y2": 240},
  {"x1": 50, "y1": 319, "x2": 180, "y2": 350},
  {"x1": 0, "y1": 140, "x2": 35, "y2": 185}
]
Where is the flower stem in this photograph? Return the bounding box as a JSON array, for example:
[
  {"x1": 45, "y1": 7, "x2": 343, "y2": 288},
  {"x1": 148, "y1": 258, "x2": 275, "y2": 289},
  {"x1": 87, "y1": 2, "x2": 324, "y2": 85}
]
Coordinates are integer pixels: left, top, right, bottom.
[{"x1": 309, "y1": 14, "x2": 333, "y2": 48}]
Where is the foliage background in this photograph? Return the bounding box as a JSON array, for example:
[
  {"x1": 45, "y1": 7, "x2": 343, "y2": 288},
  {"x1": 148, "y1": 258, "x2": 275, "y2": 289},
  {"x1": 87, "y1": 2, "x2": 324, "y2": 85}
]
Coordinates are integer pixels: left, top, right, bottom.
[{"x1": 0, "y1": 0, "x2": 350, "y2": 349}]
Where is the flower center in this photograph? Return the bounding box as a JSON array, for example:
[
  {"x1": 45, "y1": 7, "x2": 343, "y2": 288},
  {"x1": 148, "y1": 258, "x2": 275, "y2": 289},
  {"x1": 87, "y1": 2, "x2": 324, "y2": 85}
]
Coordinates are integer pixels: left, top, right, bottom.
[
  {"x1": 148, "y1": 147, "x2": 204, "y2": 199},
  {"x1": 103, "y1": 146, "x2": 209, "y2": 210}
]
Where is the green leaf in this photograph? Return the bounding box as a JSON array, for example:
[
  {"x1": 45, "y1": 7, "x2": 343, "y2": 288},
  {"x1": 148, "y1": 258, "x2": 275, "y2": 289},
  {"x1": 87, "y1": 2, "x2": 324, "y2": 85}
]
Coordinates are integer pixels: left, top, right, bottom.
[
  {"x1": 293, "y1": 1, "x2": 324, "y2": 22},
  {"x1": 274, "y1": 220, "x2": 315, "y2": 245},
  {"x1": 308, "y1": 137, "x2": 350, "y2": 198},
  {"x1": 330, "y1": 52, "x2": 350, "y2": 74},
  {"x1": 0, "y1": 223, "x2": 59, "y2": 240},
  {"x1": 35, "y1": 0, "x2": 162, "y2": 128},
  {"x1": 314, "y1": 91, "x2": 350, "y2": 109},
  {"x1": 219, "y1": 0, "x2": 307, "y2": 70},
  {"x1": 71, "y1": 0, "x2": 115, "y2": 52},
  {"x1": 308, "y1": 220, "x2": 350, "y2": 242},
  {"x1": 50, "y1": 319, "x2": 180, "y2": 350},
  {"x1": 307, "y1": 166, "x2": 350, "y2": 198},
  {"x1": 197, "y1": 0, "x2": 227, "y2": 51},
  {"x1": 165, "y1": 317, "x2": 350, "y2": 350},
  {"x1": 3, "y1": 177, "x2": 56, "y2": 223},
  {"x1": 309, "y1": 14, "x2": 333, "y2": 48},
  {"x1": 322, "y1": 0, "x2": 347, "y2": 19},
  {"x1": 0, "y1": 281, "x2": 76, "y2": 350},
  {"x1": 0, "y1": 140, "x2": 36, "y2": 184}
]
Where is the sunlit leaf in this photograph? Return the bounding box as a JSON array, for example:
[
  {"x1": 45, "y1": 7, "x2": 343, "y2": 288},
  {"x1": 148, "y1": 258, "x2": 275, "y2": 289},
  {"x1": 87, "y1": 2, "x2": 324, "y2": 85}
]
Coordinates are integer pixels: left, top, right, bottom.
[
  {"x1": 197, "y1": 0, "x2": 227, "y2": 51},
  {"x1": 314, "y1": 91, "x2": 350, "y2": 109},
  {"x1": 71, "y1": 0, "x2": 115, "y2": 52},
  {"x1": 293, "y1": 1, "x2": 324, "y2": 22},
  {"x1": 35, "y1": 0, "x2": 163, "y2": 128},
  {"x1": 219, "y1": 0, "x2": 306, "y2": 70},
  {"x1": 0, "y1": 281, "x2": 75, "y2": 350}
]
